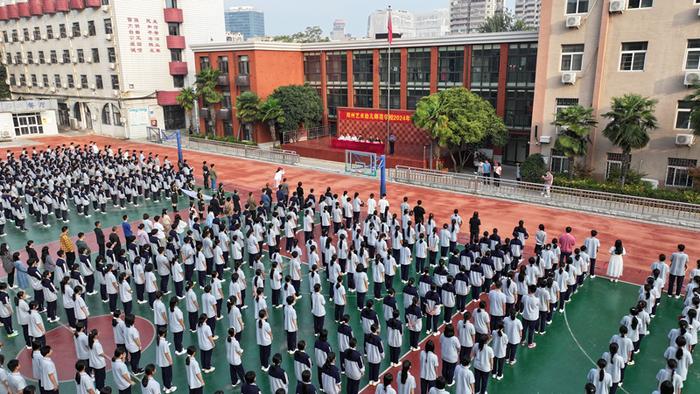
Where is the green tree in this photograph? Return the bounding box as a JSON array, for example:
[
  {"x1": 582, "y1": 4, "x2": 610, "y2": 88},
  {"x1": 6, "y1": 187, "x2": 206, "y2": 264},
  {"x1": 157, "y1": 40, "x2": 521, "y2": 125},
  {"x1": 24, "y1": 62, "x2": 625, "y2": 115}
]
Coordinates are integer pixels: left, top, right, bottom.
[
  {"x1": 683, "y1": 83, "x2": 700, "y2": 136},
  {"x1": 0, "y1": 65, "x2": 9, "y2": 99},
  {"x1": 176, "y1": 86, "x2": 197, "y2": 133},
  {"x1": 258, "y1": 97, "x2": 286, "y2": 142},
  {"x1": 602, "y1": 94, "x2": 658, "y2": 186},
  {"x1": 269, "y1": 85, "x2": 323, "y2": 131},
  {"x1": 412, "y1": 87, "x2": 507, "y2": 170},
  {"x1": 272, "y1": 26, "x2": 329, "y2": 43},
  {"x1": 552, "y1": 105, "x2": 597, "y2": 178},
  {"x1": 521, "y1": 153, "x2": 547, "y2": 183},
  {"x1": 479, "y1": 10, "x2": 532, "y2": 33},
  {"x1": 195, "y1": 68, "x2": 223, "y2": 134},
  {"x1": 235, "y1": 91, "x2": 261, "y2": 141}
]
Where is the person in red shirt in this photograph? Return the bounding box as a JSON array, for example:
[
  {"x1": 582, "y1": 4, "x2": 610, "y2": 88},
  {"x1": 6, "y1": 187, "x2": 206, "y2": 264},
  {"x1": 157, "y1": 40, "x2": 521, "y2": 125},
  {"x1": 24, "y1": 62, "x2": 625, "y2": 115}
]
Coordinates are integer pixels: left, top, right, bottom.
[{"x1": 558, "y1": 227, "x2": 576, "y2": 264}]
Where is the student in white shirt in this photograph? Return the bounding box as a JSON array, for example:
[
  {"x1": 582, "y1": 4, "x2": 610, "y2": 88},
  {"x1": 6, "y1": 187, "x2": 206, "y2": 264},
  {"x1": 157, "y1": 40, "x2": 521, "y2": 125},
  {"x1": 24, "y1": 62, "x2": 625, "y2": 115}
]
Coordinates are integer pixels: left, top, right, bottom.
[
  {"x1": 584, "y1": 230, "x2": 600, "y2": 277},
  {"x1": 40, "y1": 346, "x2": 59, "y2": 394},
  {"x1": 196, "y1": 314, "x2": 216, "y2": 373},
  {"x1": 74, "y1": 360, "x2": 96, "y2": 394},
  {"x1": 586, "y1": 359, "x2": 613, "y2": 394},
  {"x1": 185, "y1": 346, "x2": 205, "y2": 393},
  {"x1": 256, "y1": 309, "x2": 273, "y2": 371},
  {"x1": 440, "y1": 325, "x2": 461, "y2": 386},
  {"x1": 397, "y1": 360, "x2": 417, "y2": 394},
  {"x1": 168, "y1": 297, "x2": 186, "y2": 355},
  {"x1": 124, "y1": 314, "x2": 143, "y2": 374},
  {"x1": 6, "y1": 359, "x2": 27, "y2": 394},
  {"x1": 454, "y1": 357, "x2": 475, "y2": 394},
  {"x1": 420, "y1": 340, "x2": 439, "y2": 393},
  {"x1": 87, "y1": 329, "x2": 107, "y2": 390},
  {"x1": 376, "y1": 373, "x2": 397, "y2": 394},
  {"x1": 155, "y1": 328, "x2": 177, "y2": 393},
  {"x1": 503, "y1": 309, "x2": 523, "y2": 365},
  {"x1": 284, "y1": 296, "x2": 298, "y2": 353},
  {"x1": 139, "y1": 364, "x2": 161, "y2": 394},
  {"x1": 226, "y1": 328, "x2": 245, "y2": 386},
  {"x1": 471, "y1": 334, "x2": 494, "y2": 394}
]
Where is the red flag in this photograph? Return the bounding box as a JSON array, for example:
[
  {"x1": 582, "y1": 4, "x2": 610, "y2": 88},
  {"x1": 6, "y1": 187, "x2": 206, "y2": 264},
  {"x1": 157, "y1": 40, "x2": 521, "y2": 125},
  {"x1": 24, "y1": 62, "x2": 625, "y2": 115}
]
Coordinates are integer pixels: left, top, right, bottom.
[{"x1": 387, "y1": 10, "x2": 393, "y2": 44}]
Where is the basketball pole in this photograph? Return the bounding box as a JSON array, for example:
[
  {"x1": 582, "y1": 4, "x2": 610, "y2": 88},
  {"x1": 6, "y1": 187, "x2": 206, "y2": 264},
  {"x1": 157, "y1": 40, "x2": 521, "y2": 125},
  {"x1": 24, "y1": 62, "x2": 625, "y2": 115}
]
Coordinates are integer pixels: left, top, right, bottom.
[
  {"x1": 380, "y1": 155, "x2": 386, "y2": 196},
  {"x1": 176, "y1": 129, "x2": 183, "y2": 165}
]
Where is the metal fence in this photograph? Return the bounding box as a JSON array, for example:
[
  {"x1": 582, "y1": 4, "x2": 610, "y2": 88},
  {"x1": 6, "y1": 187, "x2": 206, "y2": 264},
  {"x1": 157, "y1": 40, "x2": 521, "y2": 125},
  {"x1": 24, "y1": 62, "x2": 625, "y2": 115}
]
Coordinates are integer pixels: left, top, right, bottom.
[
  {"x1": 391, "y1": 166, "x2": 700, "y2": 229},
  {"x1": 281, "y1": 126, "x2": 334, "y2": 144},
  {"x1": 159, "y1": 134, "x2": 300, "y2": 166}
]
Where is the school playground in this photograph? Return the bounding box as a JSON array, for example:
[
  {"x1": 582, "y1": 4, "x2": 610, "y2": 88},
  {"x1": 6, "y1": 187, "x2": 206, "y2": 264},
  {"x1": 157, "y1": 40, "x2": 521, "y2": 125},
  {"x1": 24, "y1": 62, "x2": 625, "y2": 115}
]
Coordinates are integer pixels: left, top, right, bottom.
[{"x1": 1, "y1": 134, "x2": 698, "y2": 394}]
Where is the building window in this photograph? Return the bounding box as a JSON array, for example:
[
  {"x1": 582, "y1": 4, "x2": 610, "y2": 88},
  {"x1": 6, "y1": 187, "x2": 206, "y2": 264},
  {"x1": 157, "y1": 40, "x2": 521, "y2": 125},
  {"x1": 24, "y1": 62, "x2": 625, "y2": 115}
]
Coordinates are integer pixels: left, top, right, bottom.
[
  {"x1": 380, "y1": 88, "x2": 401, "y2": 110},
  {"x1": 102, "y1": 0, "x2": 110, "y2": 5},
  {"x1": 217, "y1": 56, "x2": 229, "y2": 74},
  {"x1": 303, "y1": 53, "x2": 321, "y2": 83},
  {"x1": 505, "y1": 89, "x2": 534, "y2": 129},
  {"x1": 471, "y1": 44, "x2": 500, "y2": 88},
  {"x1": 8, "y1": 75, "x2": 15, "y2": 86},
  {"x1": 95, "y1": 75, "x2": 103, "y2": 89},
  {"x1": 14, "y1": 52, "x2": 21, "y2": 64},
  {"x1": 54, "y1": 74, "x2": 61, "y2": 87},
  {"x1": 12, "y1": 113, "x2": 44, "y2": 136},
  {"x1": 19, "y1": 75, "x2": 26, "y2": 87},
  {"x1": 5, "y1": 53, "x2": 11, "y2": 65},
  {"x1": 165, "y1": 0, "x2": 178, "y2": 8},
  {"x1": 407, "y1": 88, "x2": 431, "y2": 110},
  {"x1": 38, "y1": 51, "x2": 45, "y2": 64},
  {"x1": 353, "y1": 88, "x2": 373, "y2": 108},
  {"x1": 163, "y1": 105, "x2": 186, "y2": 130},
  {"x1": 666, "y1": 158, "x2": 696, "y2": 188},
  {"x1": 604, "y1": 153, "x2": 628, "y2": 180},
  {"x1": 685, "y1": 40, "x2": 700, "y2": 70},
  {"x1": 167, "y1": 23, "x2": 180, "y2": 36},
  {"x1": 62, "y1": 50, "x2": 70, "y2": 63},
  {"x1": 59, "y1": 24, "x2": 66, "y2": 38},
  {"x1": 627, "y1": 0, "x2": 652, "y2": 9},
  {"x1": 173, "y1": 75, "x2": 184, "y2": 88},
  {"x1": 101, "y1": 104, "x2": 122, "y2": 126},
  {"x1": 42, "y1": 74, "x2": 49, "y2": 87},
  {"x1": 438, "y1": 46, "x2": 464, "y2": 87},
  {"x1": 507, "y1": 43, "x2": 537, "y2": 88},
  {"x1": 92, "y1": 48, "x2": 100, "y2": 63},
  {"x1": 30, "y1": 75, "x2": 37, "y2": 87},
  {"x1": 407, "y1": 48, "x2": 431, "y2": 84},
  {"x1": 46, "y1": 25, "x2": 53, "y2": 39},
  {"x1": 352, "y1": 51, "x2": 373, "y2": 83},
  {"x1": 77, "y1": 49, "x2": 85, "y2": 63},
  {"x1": 33, "y1": 27, "x2": 40, "y2": 40},
  {"x1": 80, "y1": 75, "x2": 88, "y2": 89},
  {"x1": 104, "y1": 19, "x2": 113, "y2": 35},
  {"x1": 550, "y1": 150, "x2": 570, "y2": 174},
  {"x1": 71, "y1": 22, "x2": 81, "y2": 37},
  {"x1": 379, "y1": 51, "x2": 401, "y2": 85},
  {"x1": 675, "y1": 101, "x2": 693, "y2": 130},
  {"x1": 171, "y1": 49, "x2": 182, "y2": 62},
  {"x1": 560, "y1": 44, "x2": 584, "y2": 72},
  {"x1": 2, "y1": 31, "x2": 7, "y2": 43},
  {"x1": 87, "y1": 21, "x2": 96, "y2": 36},
  {"x1": 11, "y1": 29, "x2": 17, "y2": 42},
  {"x1": 26, "y1": 52, "x2": 33, "y2": 64},
  {"x1": 22, "y1": 28, "x2": 29, "y2": 41},
  {"x1": 67, "y1": 75, "x2": 74, "y2": 88},
  {"x1": 111, "y1": 75, "x2": 119, "y2": 90},
  {"x1": 326, "y1": 87, "x2": 348, "y2": 118},
  {"x1": 619, "y1": 42, "x2": 647, "y2": 71},
  {"x1": 221, "y1": 92, "x2": 232, "y2": 109},
  {"x1": 326, "y1": 51, "x2": 347, "y2": 83},
  {"x1": 238, "y1": 55, "x2": 249, "y2": 75},
  {"x1": 566, "y1": 0, "x2": 589, "y2": 14},
  {"x1": 50, "y1": 50, "x2": 57, "y2": 64},
  {"x1": 199, "y1": 56, "x2": 210, "y2": 71},
  {"x1": 107, "y1": 48, "x2": 116, "y2": 63}
]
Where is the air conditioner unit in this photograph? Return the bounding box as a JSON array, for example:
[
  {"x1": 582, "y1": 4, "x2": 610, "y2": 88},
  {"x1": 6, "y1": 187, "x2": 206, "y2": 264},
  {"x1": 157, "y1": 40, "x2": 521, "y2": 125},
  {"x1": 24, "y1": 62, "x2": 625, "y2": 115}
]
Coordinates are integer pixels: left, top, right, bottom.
[
  {"x1": 67, "y1": 33, "x2": 73, "y2": 39},
  {"x1": 41, "y1": 34, "x2": 47, "y2": 41},
  {"x1": 0, "y1": 58, "x2": 6, "y2": 65},
  {"x1": 86, "y1": 57, "x2": 92, "y2": 64},
  {"x1": 684, "y1": 71, "x2": 700, "y2": 87},
  {"x1": 561, "y1": 72, "x2": 577, "y2": 85},
  {"x1": 17, "y1": 37, "x2": 24, "y2": 43},
  {"x1": 675, "y1": 134, "x2": 696, "y2": 146},
  {"x1": 49, "y1": 86, "x2": 56, "y2": 93},
  {"x1": 609, "y1": 0, "x2": 625, "y2": 13},
  {"x1": 62, "y1": 83, "x2": 68, "y2": 89},
  {"x1": 102, "y1": 4, "x2": 110, "y2": 12},
  {"x1": 22, "y1": 58, "x2": 28, "y2": 65},
  {"x1": 641, "y1": 178, "x2": 659, "y2": 189},
  {"x1": 71, "y1": 57, "x2": 78, "y2": 64},
  {"x1": 57, "y1": 58, "x2": 64, "y2": 64},
  {"x1": 82, "y1": 31, "x2": 89, "y2": 37},
  {"x1": 566, "y1": 15, "x2": 582, "y2": 29},
  {"x1": 105, "y1": 34, "x2": 112, "y2": 41},
  {"x1": 90, "y1": 84, "x2": 96, "y2": 90},
  {"x1": 15, "y1": 81, "x2": 21, "y2": 87},
  {"x1": 76, "y1": 85, "x2": 82, "y2": 90},
  {"x1": 539, "y1": 135, "x2": 552, "y2": 144},
  {"x1": 112, "y1": 89, "x2": 119, "y2": 96},
  {"x1": 109, "y1": 62, "x2": 116, "y2": 70}
]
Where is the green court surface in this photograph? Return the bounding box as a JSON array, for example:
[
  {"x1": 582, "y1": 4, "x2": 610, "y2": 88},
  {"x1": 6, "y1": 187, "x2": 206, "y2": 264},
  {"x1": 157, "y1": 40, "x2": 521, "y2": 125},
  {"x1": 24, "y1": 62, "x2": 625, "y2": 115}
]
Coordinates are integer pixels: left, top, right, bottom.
[{"x1": 1, "y1": 195, "x2": 698, "y2": 393}]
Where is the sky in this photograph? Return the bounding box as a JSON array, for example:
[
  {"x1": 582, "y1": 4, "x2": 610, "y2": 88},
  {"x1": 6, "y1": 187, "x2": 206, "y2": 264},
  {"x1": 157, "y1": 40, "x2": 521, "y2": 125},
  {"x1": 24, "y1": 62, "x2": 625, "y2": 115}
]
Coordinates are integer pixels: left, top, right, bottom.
[{"x1": 225, "y1": 0, "x2": 517, "y2": 37}]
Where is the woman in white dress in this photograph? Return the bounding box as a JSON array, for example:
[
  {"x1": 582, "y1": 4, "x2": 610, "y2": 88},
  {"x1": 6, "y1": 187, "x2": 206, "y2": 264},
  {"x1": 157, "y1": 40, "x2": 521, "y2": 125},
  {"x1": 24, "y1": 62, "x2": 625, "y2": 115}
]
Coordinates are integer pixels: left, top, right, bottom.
[{"x1": 607, "y1": 240, "x2": 626, "y2": 282}]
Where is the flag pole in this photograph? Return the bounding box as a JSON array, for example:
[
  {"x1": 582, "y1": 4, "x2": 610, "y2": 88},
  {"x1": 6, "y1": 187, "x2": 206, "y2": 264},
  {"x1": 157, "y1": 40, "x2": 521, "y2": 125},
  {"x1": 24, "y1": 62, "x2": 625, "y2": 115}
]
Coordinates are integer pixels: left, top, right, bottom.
[{"x1": 386, "y1": 5, "x2": 392, "y2": 156}]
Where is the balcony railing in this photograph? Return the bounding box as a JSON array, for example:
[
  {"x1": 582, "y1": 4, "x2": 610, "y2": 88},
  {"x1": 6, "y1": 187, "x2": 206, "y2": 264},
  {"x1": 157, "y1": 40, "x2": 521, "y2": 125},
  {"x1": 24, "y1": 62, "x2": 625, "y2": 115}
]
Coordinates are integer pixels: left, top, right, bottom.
[{"x1": 235, "y1": 75, "x2": 250, "y2": 86}]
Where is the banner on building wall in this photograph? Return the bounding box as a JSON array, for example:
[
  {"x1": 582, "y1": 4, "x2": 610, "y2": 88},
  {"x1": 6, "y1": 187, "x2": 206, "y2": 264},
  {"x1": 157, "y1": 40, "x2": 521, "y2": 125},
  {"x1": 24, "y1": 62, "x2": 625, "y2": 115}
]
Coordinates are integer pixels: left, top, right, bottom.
[{"x1": 338, "y1": 107, "x2": 414, "y2": 124}]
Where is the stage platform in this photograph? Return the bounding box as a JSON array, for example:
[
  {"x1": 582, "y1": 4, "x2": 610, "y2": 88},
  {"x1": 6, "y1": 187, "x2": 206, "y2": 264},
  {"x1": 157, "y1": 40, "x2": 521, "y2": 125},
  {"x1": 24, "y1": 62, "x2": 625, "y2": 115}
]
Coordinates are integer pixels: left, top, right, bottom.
[{"x1": 282, "y1": 136, "x2": 428, "y2": 168}]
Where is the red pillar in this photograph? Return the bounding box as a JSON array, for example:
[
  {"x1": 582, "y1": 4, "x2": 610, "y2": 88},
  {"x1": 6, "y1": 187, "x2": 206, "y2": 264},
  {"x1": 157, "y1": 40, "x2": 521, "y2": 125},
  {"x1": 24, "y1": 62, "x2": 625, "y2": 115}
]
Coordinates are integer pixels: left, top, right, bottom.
[
  {"x1": 496, "y1": 43, "x2": 509, "y2": 118},
  {"x1": 320, "y1": 51, "x2": 328, "y2": 128},
  {"x1": 372, "y1": 49, "x2": 380, "y2": 109},
  {"x1": 399, "y1": 48, "x2": 407, "y2": 110},
  {"x1": 430, "y1": 47, "x2": 438, "y2": 94},
  {"x1": 346, "y1": 51, "x2": 354, "y2": 109},
  {"x1": 464, "y1": 45, "x2": 472, "y2": 89}
]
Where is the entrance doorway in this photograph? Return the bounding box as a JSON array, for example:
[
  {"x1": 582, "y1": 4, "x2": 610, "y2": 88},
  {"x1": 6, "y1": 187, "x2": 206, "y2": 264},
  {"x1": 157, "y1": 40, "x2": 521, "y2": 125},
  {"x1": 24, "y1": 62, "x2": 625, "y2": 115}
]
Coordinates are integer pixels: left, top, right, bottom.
[{"x1": 503, "y1": 135, "x2": 529, "y2": 164}]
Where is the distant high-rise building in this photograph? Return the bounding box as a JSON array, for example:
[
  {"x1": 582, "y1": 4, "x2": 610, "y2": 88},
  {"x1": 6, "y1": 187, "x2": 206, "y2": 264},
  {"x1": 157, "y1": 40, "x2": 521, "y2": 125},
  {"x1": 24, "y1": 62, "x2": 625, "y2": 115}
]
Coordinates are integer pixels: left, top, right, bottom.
[
  {"x1": 449, "y1": 0, "x2": 505, "y2": 34},
  {"x1": 514, "y1": 0, "x2": 541, "y2": 28},
  {"x1": 330, "y1": 19, "x2": 351, "y2": 41},
  {"x1": 224, "y1": 6, "x2": 265, "y2": 39},
  {"x1": 367, "y1": 9, "x2": 449, "y2": 39}
]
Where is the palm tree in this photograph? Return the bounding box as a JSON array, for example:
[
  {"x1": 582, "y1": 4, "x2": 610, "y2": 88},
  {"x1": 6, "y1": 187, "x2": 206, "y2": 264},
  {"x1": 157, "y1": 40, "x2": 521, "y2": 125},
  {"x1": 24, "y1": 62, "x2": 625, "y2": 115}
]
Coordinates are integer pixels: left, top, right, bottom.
[
  {"x1": 602, "y1": 94, "x2": 658, "y2": 186},
  {"x1": 195, "y1": 68, "x2": 223, "y2": 135},
  {"x1": 176, "y1": 87, "x2": 197, "y2": 134},
  {"x1": 235, "y1": 91, "x2": 261, "y2": 141},
  {"x1": 683, "y1": 83, "x2": 700, "y2": 136},
  {"x1": 258, "y1": 97, "x2": 286, "y2": 142},
  {"x1": 552, "y1": 105, "x2": 597, "y2": 178},
  {"x1": 412, "y1": 94, "x2": 449, "y2": 169}
]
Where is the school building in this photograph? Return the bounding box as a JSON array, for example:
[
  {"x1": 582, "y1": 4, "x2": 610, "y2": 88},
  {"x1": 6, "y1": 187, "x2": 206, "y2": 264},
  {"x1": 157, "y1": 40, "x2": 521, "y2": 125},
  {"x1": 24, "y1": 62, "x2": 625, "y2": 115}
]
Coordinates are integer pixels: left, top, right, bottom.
[
  {"x1": 531, "y1": 0, "x2": 700, "y2": 187},
  {"x1": 191, "y1": 31, "x2": 539, "y2": 165}
]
